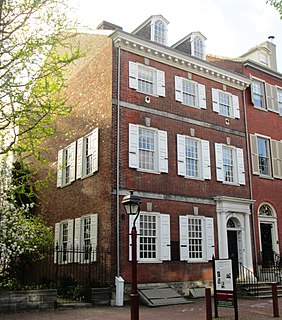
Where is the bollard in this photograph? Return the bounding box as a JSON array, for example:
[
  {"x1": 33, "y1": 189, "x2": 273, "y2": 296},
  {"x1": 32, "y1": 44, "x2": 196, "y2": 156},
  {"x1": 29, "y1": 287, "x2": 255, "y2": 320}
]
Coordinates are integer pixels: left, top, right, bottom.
[
  {"x1": 272, "y1": 283, "x2": 279, "y2": 318},
  {"x1": 205, "y1": 288, "x2": 212, "y2": 320}
]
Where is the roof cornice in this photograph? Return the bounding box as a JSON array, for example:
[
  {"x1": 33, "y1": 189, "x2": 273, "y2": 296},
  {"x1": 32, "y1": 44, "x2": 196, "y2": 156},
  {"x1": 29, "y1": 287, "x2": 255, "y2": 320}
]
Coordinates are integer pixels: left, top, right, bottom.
[
  {"x1": 243, "y1": 60, "x2": 282, "y2": 80},
  {"x1": 111, "y1": 30, "x2": 250, "y2": 90}
]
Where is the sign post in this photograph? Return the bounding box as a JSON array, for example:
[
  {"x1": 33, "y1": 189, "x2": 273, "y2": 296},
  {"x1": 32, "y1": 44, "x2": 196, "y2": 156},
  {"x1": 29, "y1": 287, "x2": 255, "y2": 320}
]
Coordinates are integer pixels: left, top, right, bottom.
[{"x1": 213, "y1": 257, "x2": 238, "y2": 320}]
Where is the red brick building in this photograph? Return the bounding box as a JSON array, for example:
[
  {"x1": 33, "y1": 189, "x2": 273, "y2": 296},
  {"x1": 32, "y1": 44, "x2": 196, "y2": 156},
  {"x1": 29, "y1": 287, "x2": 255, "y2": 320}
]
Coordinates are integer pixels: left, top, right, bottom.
[
  {"x1": 39, "y1": 15, "x2": 255, "y2": 297},
  {"x1": 208, "y1": 38, "x2": 282, "y2": 279}
]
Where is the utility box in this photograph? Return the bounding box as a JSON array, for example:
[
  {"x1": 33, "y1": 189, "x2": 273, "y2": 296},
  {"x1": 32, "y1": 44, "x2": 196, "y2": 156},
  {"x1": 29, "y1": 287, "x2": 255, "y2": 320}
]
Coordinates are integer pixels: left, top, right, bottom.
[{"x1": 115, "y1": 276, "x2": 124, "y2": 306}]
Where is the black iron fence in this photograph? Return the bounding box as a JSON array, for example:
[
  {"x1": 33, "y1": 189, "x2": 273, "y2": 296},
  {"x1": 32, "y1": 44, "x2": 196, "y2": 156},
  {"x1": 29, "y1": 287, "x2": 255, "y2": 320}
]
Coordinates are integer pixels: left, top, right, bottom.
[{"x1": 3, "y1": 247, "x2": 112, "y2": 295}]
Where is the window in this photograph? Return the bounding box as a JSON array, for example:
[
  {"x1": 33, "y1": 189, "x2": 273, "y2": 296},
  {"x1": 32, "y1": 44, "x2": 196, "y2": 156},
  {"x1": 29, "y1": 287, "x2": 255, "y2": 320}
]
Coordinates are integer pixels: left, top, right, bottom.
[
  {"x1": 250, "y1": 135, "x2": 282, "y2": 179},
  {"x1": 76, "y1": 128, "x2": 98, "y2": 179},
  {"x1": 57, "y1": 129, "x2": 99, "y2": 187},
  {"x1": 154, "y1": 19, "x2": 166, "y2": 45},
  {"x1": 277, "y1": 88, "x2": 282, "y2": 115},
  {"x1": 177, "y1": 135, "x2": 211, "y2": 180},
  {"x1": 194, "y1": 36, "x2": 204, "y2": 59},
  {"x1": 179, "y1": 216, "x2": 214, "y2": 262},
  {"x1": 54, "y1": 219, "x2": 74, "y2": 264},
  {"x1": 57, "y1": 142, "x2": 76, "y2": 187},
  {"x1": 129, "y1": 212, "x2": 170, "y2": 262},
  {"x1": 129, "y1": 62, "x2": 165, "y2": 97},
  {"x1": 175, "y1": 76, "x2": 206, "y2": 109},
  {"x1": 252, "y1": 80, "x2": 266, "y2": 109},
  {"x1": 251, "y1": 79, "x2": 281, "y2": 114},
  {"x1": 215, "y1": 143, "x2": 245, "y2": 185},
  {"x1": 212, "y1": 89, "x2": 240, "y2": 118},
  {"x1": 257, "y1": 137, "x2": 271, "y2": 176},
  {"x1": 129, "y1": 124, "x2": 168, "y2": 174},
  {"x1": 259, "y1": 52, "x2": 268, "y2": 66},
  {"x1": 54, "y1": 214, "x2": 98, "y2": 264},
  {"x1": 74, "y1": 214, "x2": 98, "y2": 263}
]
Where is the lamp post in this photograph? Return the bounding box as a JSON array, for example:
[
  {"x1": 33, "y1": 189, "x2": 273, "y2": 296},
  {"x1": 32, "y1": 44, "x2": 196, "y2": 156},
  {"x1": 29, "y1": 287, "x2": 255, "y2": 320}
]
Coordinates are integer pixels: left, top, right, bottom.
[{"x1": 122, "y1": 190, "x2": 141, "y2": 320}]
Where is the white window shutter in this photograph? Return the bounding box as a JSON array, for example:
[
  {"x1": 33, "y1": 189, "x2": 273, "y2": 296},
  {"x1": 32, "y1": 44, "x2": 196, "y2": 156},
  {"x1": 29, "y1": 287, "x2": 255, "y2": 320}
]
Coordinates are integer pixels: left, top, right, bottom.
[
  {"x1": 160, "y1": 214, "x2": 171, "y2": 261},
  {"x1": 54, "y1": 223, "x2": 60, "y2": 263},
  {"x1": 250, "y1": 135, "x2": 259, "y2": 175},
  {"x1": 179, "y1": 216, "x2": 188, "y2": 261},
  {"x1": 67, "y1": 220, "x2": 74, "y2": 263},
  {"x1": 205, "y1": 218, "x2": 214, "y2": 261},
  {"x1": 266, "y1": 84, "x2": 279, "y2": 112},
  {"x1": 232, "y1": 95, "x2": 240, "y2": 119},
  {"x1": 157, "y1": 70, "x2": 165, "y2": 97},
  {"x1": 177, "y1": 134, "x2": 186, "y2": 176},
  {"x1": 212, "y1": 88, "x2": 219, "y2": 113},
  {"x1": 129, "y1": 124, "x2": 139, "y2": 169},
  {"x1": 158, "y1": 130, "x2": 168, "y2": 173},
  {"x1": 76, "y1": 138, "x2": 83, "y2": 179},
  {"x1": 198, "y1": 84, "x2": 206, "y2": 109},
  {"x1": 69, "y1": 141, "x2": 76, "y2": 183},
  {"x1": 92, "y1": 128, "x2": 99, "y2": 173},
  {"x1": 129, "y1": 62, "x2": 138, "y2": 89},
  {"x1": 271, "y1": 139, "x2": 282, "y2": 178},
  {"x1": 90, "y1": 214, "x2": 98, "y2": 262},
  {"x1": 201, "y1": 140, "x2": 211, "y2": 180},
  {"x1": 129, "y1": 215, "x2": 140, "y2": 261},
  {"x1": 175, "y1": 76, "x2": 183, "y2": 102},
  {"x1": 57, "y1": 150, "x2": 63, "y2": 188},
  {"x1": 215, "y1": 143, "x2": 224, "y2": 181},
  {"x1": 74, "y1": 218, "x2": 81, "y2": 262},
  {"x1": 236, "y1": 148, "x2": 246, "y2": 185}
]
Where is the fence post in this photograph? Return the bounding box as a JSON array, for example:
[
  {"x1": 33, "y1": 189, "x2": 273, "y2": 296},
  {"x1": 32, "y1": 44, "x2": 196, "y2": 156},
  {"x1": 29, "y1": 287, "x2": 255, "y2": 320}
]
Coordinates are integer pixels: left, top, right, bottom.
[
  {"x1": 272, "y1": 283, "x2": 279, "y2": 318},
  {"x1": 205, "y1": 288, "x2": 212, "y2": 320}
]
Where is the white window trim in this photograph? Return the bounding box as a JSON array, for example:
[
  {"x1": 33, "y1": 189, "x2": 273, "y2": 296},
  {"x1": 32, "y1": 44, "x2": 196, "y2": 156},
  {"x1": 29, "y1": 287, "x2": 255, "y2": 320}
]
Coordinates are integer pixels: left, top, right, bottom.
[
  {"x1": 212, "y1": 88, "x2": 240, "y2": 118},
  {"x1": 74, "y1": 213, "x2": 98, "y2": 263},
  {"x1": 177, "y1": 134, "x2": 211, "y2": 180},
  {"x1": 175, "y1": 76, "x2": 206, "y2": 109},
  {"x1": 151, "y1": 17, "x2": 168, "y2": 45},
  {"x1": 54, "y1": 219, "x2": 74, "y2": 264},
  {"x1": 129, "y1": 124, "x2": 168, "y2": 174},
  {"x1": 76, "y1": 128, "x2": 99, "y2": 179},
  {"x1": 129, "y1": 61, "x2": 165, "y2": 97},
  {"x1": 215, "y1": 143, "x2": 245, "y2": 185},
  {"x1": 57, "y1": 141, "x2": 76, "y2": 188},
  {"x1": 250, "y1": 76, "x2": 267, "y2": 111},
  {"x1": 129, "y1": 212, "x2": 171, "y2": 263},
  {"x1": 179, "y1": 215, "x2": 214, "y2": 262}
]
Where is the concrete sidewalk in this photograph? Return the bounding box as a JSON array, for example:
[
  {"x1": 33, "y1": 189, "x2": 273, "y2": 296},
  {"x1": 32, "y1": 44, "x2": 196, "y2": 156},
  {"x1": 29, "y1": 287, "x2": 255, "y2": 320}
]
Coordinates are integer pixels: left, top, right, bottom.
[{"x1": 0, "y1": 297, "x2": 281, "y2": 319}]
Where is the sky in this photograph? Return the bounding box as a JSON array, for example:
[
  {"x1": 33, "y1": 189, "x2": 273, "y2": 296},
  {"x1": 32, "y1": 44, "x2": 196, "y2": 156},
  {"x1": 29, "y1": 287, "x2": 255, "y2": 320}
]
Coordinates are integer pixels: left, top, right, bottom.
[{"x1": 69, "y1": 0, "x2": 282, "y2": 72}]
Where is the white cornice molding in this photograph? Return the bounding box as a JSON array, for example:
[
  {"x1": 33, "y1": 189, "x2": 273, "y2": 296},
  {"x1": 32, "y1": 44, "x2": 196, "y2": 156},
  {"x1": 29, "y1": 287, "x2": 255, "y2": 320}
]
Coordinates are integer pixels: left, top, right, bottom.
[{"x1": 111, "y1": 31, "x2": 251, "y2": 90}]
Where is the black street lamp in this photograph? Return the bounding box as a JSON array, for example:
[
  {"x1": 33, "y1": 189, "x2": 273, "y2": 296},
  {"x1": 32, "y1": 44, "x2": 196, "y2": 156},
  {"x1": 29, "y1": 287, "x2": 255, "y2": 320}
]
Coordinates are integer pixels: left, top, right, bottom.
[{"x1": 122, "y1": 190, "x2": 141, "y2": 320}]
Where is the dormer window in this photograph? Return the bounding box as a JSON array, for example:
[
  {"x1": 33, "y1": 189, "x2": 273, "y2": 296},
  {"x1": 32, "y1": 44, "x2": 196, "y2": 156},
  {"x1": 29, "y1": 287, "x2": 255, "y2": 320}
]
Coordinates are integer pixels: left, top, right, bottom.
[
  {"x1": 154, "y1": 19, "x2": 166, "y2": 45},
  {"x1": 191, "y1": 34, "x2": 206, "y2": 59},
  {"x1": 259, "y1": 52, "x2": 268, "y2": 67},
  {"x1": 194, "y1": 36, "x2": 204, "y2": 59}
]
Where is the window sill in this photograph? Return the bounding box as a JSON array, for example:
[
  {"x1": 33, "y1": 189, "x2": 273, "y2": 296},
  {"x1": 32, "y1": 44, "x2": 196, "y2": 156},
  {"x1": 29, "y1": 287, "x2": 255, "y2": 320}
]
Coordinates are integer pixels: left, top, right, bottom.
[
  {"x1": 137, "y1": 260, "x2": 163, "y2": 264},
  {"x1": 222, "y1": 181, "x2": 240, "y2": 186},
  {"x1": 258, "y1": 174, "x2": 274, "y2": 180},
  {"x1": 137, "y1": 169, "x2": 161, "y2": 175}
]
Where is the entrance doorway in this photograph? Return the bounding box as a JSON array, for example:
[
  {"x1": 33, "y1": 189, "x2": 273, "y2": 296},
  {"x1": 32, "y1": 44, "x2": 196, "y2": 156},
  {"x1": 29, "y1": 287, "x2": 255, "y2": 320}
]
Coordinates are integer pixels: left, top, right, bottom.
[
  {"x1": 227, "y1": 230, "x2": 239, "y2": 278},
  {"x1": 260, "y1": 223, "x2": 273, "y2": 267}
]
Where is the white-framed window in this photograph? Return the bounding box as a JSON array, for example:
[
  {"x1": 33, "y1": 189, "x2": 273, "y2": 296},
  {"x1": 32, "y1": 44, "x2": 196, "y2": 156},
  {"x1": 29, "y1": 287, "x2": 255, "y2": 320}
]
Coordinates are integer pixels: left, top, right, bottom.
[
  {"x1": 74, "y1": 214, "x2": 98, "y2": 263},
  {"x1": 57, "y1": 141, "x2": 76, "y2": 188},
  {"x1": 175, "y1": 76, "x2": 206, "y2": 109},
  {"x1": 259, "y1": 52, "x2": 268, "y2": 67},
  {"x1": 212, "y1": 89, "x2": 240, "y2": 118},
  {"x1": 252, "y1": 79, "x2": 266, "y2": 109},
  {"x1": 194, "y1": 36, "x2": 204, "y2": 59},
  {"x1": 129, "y1": 212, "x2": 170, "y2": 262},
  {"x1": 76, "y1": 128, "x2": 98, "y2": 179},
  {"x1": 177, "y1": 134, "x2": 211, "y2": 180},
  {"x1": 277, "y1": 87, "x2": 282, "y2": 116},
  {"x1": 54, "y1": 219, "x2": 74, "y2": 264},
  {"x1": 129, "y1": 124, "x2": 168, "y2": 174},
  {"x1": 153, "y1": 19, "x2": 166, "y2": 45},
  {"x1": 179, "y1": 215, "x2": 214, "y2": 262},
  {"x1": 250, "y1": 134, "x2": 282, "y2": 179},
  {"x1": 54, "y1": 214, "x2": 98, "y2": 264},
  {"x1": 215, "y1": 143, "x2": 245, "y2": 185},
  {"x1": 129, "y1": 62, "x2": 165, "y2": 97}
]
